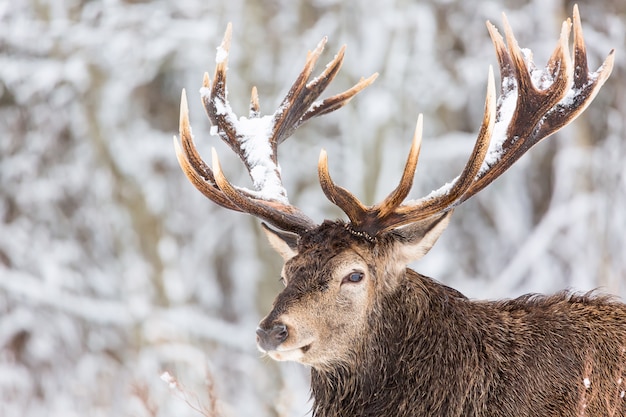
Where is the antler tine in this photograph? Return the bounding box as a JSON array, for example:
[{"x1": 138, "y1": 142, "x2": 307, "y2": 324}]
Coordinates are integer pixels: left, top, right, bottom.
[
  {"x1": 318, "y1": 114, "x2": 425, "y2": 234},
  {"x1": 249, "y1": 86, "x2": 260, "y2": 118},
  {"x1": 271, "y1": 37, "x2": 333, "y2": 146},
  {"x1": 282, "y1": 74, "x2": 379, "y2": 141},
  {"x1": 318, "y1": 148, "x2": 369, "y2": 226},
  {"x1": 174, "y1": 23, "x2": 376, "y2": 234},
  {"x1": 536, "y1": 5, "x2": 614, "y2": 136},
  {"x1": 378, "y1": 114, "x2": 424, "y2": 216},
  {"x1": 394, "y1": 67, "x2": 496, "y2": 221},
  {"x1": 203, "y1": 23, "x2": 239, "y2": 153},
  {"x1": 273, "y1": 42, "x2": 379, "y2": 145}
]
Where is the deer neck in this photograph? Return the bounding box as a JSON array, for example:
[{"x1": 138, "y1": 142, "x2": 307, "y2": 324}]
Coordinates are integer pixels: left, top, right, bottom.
[{"x1": 310, "y1": 270, "x2": 469, "y2": 416}]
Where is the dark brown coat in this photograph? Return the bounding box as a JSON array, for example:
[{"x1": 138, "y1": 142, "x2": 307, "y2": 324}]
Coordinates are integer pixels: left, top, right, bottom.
[{"x1": 310, "y1": 260, "x2": 626, "y2": 417}]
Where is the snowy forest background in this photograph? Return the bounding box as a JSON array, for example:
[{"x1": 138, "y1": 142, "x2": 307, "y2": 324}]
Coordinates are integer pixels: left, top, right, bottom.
[{"x1": 1, "y1": 0, "x2": 624, "y2": 416}]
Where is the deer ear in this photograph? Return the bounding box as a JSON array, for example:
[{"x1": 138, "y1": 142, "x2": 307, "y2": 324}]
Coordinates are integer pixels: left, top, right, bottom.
[
  {"x1": 394, "y1": 210, "x2": 453, "y2": 264},
  {"x1": 261, "y1": 223, "x2": 299, "y2": 261}
]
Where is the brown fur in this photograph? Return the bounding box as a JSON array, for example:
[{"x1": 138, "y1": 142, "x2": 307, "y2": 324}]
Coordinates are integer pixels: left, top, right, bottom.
[{"x1": 259, "y1": 221, "x2": 626, "y2": 417}]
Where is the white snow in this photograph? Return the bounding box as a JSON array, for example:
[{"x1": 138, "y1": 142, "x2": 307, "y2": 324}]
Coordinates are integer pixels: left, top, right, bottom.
[
  {"x1": 160, "y1": 371, "x2": 177, "y2": 389},
  {"x1": 557, "y1": 71, "x2": 596, "y2": 109},
  {"x1": 213, "y1": 96, "x2": 230, "y2": 116},
  {"x1": 412, "y1": 175, "x2": 459, "y2": 204},
  {"x1": 199, "y1": 85, "x2": 211, "y2": 99},
  {"x1": 216, "y1": 45, "x2": 228, "y2": 64},
  {"x1": 522, "y1": 48, "x2": 556, "y2": 91},
  {"x1": 235, "y1": 116, "x2": 275, "y2": 166},
  {"x1": 233, "y1": 114, "x2": 289, "y2": 202},
  {"x1": 478, "y1": 75, "x2": 518, "y2": 176}
]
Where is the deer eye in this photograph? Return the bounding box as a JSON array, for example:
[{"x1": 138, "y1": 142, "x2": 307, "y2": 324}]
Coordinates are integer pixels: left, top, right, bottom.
[{"x1": 342, "y1": 271, "x2": 364, "y2": 285}]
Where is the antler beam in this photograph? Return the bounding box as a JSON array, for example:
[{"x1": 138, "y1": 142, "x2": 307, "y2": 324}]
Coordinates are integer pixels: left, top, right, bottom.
[{"x1": 319, "y1": 5, "x2": 614, "y2": 237}]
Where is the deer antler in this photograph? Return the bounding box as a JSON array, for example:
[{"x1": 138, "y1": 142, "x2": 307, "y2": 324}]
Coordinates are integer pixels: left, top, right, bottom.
[
  {"x1": 174, "y1": 23, "x2": 378, "y2": 234},
  {"x1": 319, "y1": 5, "x2": 614, "y2": 237}
]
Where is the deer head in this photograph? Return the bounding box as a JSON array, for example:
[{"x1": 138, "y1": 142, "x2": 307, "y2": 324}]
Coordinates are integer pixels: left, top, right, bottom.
[{"x1": 174, "y1": 6, "x2": 613, "y2": 370}]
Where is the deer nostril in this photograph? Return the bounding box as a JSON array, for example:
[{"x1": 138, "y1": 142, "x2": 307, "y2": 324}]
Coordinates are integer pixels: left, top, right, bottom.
[
  {"x1": 256, "y1": 323, "x2": 289, "y2": 351},
  {"x1": 271, "y1": 323, "x2": 288, "y2": 343}
]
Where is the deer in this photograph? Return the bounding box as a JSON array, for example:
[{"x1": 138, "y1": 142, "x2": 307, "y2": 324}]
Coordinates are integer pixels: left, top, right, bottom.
[{"x1": 174, "y1": 6, "x2": 624, "y2": 417}]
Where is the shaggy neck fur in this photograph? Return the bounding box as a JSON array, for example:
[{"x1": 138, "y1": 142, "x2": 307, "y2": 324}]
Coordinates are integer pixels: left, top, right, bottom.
[{"x1": 310, "y1": 271, "x2": 471, "y2": 416}]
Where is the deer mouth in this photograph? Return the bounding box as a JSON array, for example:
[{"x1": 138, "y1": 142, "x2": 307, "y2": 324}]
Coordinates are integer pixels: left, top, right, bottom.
[{"x1": 266, "y1": 342, "x2": 313, "y2": 362}]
